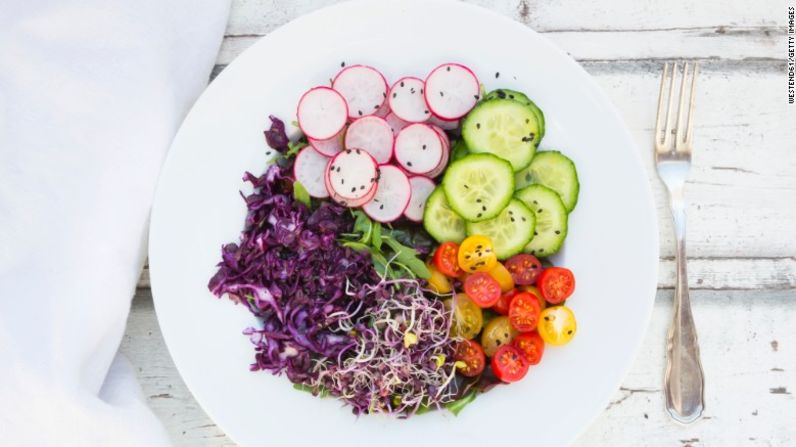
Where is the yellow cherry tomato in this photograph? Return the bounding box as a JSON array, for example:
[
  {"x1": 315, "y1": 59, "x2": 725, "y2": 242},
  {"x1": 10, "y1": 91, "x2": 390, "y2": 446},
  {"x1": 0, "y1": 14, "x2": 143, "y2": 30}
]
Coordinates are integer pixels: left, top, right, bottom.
[
  {"x1": 537, "y1": 305, "x2": 577, "y2": 346},
  {"x1": 445, "y1": 293, "x2": 483, "y2": 340},
  {"x1": 426, "y1": 262, "x2": 452, "y2": 294},
  {"x1": 457, "y1": 235, "x2": 498, "y2": 273},
  {"x1": 480, "y1": 316, "x2": 519, "y2": 357},
  {"x1": 519, "y1": 285, "x2": 546, "y2": 310},
  {"x1": 488, "y1": 262, "x2": 515, "y2": 292}
]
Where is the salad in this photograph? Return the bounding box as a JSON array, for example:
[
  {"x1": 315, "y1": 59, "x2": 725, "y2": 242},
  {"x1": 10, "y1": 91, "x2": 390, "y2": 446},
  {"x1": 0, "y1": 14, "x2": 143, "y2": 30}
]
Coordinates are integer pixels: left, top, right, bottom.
[{"x1": 209, "y1": 62, "x2": 581, "y2": 417}]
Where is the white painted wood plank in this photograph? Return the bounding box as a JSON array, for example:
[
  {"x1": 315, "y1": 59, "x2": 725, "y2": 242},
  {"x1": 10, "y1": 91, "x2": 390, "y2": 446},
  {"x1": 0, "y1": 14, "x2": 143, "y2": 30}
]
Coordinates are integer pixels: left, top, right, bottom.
[
  {"x1": 225, "y1": 0, "x2": 781, "y2": 35},
  {"x1": 121, "y1": 290, "x2": 796, "y2": 446}
]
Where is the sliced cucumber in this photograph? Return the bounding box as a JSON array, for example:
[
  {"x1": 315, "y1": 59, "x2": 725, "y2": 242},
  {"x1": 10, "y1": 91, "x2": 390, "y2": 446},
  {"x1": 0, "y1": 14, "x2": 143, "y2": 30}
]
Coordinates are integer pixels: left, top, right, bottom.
[
  {"x1": 515, "y1": 184, "x2": 568, "y2": 257},
  {"x1": 442, "y1": 153, "x2": 514, "y2": 222},
  {"x1": 451, "y1": 139, "x2": 470, "y2": 162},
  {"x1": 461, "y1": 99, "x2": 540, "y2": 171},
  {"x1": 514, "y1": 151, "x2": 580, "y2": 212},
  {"x1": 484, "y1": 89, "x2": 546, "y2": 140},
  {"x1": 423, "y1": 187, "x2": 466, "y2": 243},
  {"x1": 466, "y1": 199, "x2": 535, "y2": 259}
]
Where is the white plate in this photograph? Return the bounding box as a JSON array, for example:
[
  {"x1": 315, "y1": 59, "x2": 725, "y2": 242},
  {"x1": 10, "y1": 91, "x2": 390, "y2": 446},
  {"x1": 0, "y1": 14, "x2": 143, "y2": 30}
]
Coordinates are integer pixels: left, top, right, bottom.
[{"x1": 149, "y1": 1, "x2": 659, "y2": 445}]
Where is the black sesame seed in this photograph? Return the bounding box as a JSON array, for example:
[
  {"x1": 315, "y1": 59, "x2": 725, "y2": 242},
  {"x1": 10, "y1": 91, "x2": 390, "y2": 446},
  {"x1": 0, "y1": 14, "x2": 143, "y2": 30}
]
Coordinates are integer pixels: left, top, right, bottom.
[
  {"x1": 508, "y1": 210, "x2": 513, "y2": 215},
  {"x1": 383, "y1": 91, "x2": 387, "y2": 98},
  {"x1": 379, "y1": 204, "x2": 384, "y2": 210},
  {"x1": 477, "y1": 213, "x2": 482, "y2": 218},
  {"x1": 533, "y1": 200, "x2": 538, "y2": 204},
  {"x1": 410, "y1": 88, "x2": 416, "y2": 94},
  {"x1": 476, "y1": 198, "x2": 482, "y2": 203},
  {"x1": 439, "y1": 91, "x2": 444, "y2": 97},
  {"x1": 544, "y1": 316, "x2": 551, "y2": 321},
  {"x1": 358, "y1": 110, "x2": 363, "y2": 116},
  {"x1": 424, "y1": 110, "x2": 430, "y2": 114},
  {"x1": 341, "y1": 61, "x2": 345, "y2": 67},
  {"x1": 525, "y1": 174, "x2": 532, "y2": 182},
  {"x1": 341, "y1": 178, "x2": 345, "y2": 184},
  {"x1": 355, "y1": 149, "x2": 361, "y2": 154},
  {"x1": 534, "y1": 231, "x2": 538, "y2": 236},
  {"x1": 346, "y1": 149, "x2": 352, "y2": 154},
  {"x1": 400, "y1": 81, "x2": 405, "y2": 87},
  {"x1": 525, "y1": 118, "x2": 530, "y2": 124},
  {"x1": 422, "y1": 144, "x2": 427, "y2": 150},
  {"x1": 495, "y1": 339, "x2": 502, "y2": 346},
  {"x1": 484, "y1": 248, "x2": 492, "y2": 253},
  {"x1": 470, "y1": 266, "x2": 476, "y2": 271},
  {"x1": 521, "y1": 217, "x2": 526, "y2": 222},
  {"x1": 503, "y1": 333, "x2": 509, "y2": 338},
  {"x1": 446, "y1": 66, "x2": 451, "y2": 72},
  {"x1": 474, "y1": 94, "x2": 480, "y2": 100},
  {"x1": 567, "y1": 330, "x2": 573, "y2": 335},
  {"x1": 465, "y1": 255, "x2": 471, "y2": 259},
  {"x1": 481, "y1": 205, "x2": 487, "y2": 211},
  {"x1": 476, "y1": 123, "x2": 481, "y2": 129},
  {"x1": 360, "y1": 185, "x2": 365, "y2": 190},
  {"x1": 510, "y1": 217, "x2": 515, "y2": 222},
  {"x1": 265, "y1": 151, "x2": 272, "y2": 156},
  {"x1": 374, "y1": 104, "x2": 379, "y2": 109},
  {"x1": 495, "y1": 72, "x2": 500, "y2": 78},
  {"x1": 392, "y1": 92, "x2": 397, "y2": 98},
  {"x1": 476, "y1": 245, "x2": 482, "y2": 249},
  {"x1": 555, "y1": 230, "x2": 561, "y2": 234},
  {"x1": 351, "y1": 187, "x2": 356, "y2": 193},
  {"x1": 496, "y1": 90, "x2": 506, "y2": 99},
  {"x1": 407, "y1": 161, "x2": 413, "y2": 167},
  {"x1": 336, "y1": 167, "x2": 341, "y2": 172},
  {"x1": 531, "y1": 264, "x2": 537, "y2": 269},
  {"x1": 464, "y1": 184, "x2": 469, "y2": 189},
  {"x1": 509, "y1": 94, "x2": 515, "y2": 99},
  {"x1": 538, "y1": 209, "x2": 543, "y2": 213}
]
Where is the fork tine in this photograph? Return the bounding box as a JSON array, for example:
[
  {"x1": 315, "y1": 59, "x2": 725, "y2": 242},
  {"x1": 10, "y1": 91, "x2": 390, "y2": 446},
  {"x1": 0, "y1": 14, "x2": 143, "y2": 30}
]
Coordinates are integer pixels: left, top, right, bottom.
[
  {"x1": 663, "y1": 62, "x2": 678, "y2": 149},
  {"x1": 675, "y1": 63, "x2": 689, "y2": 151},
  {"x1": 655, "y1": 63, "x2": 670, "y2": 149},
  {"x1": 685, "y1": 63, "x2": 699, "y2": 147}
]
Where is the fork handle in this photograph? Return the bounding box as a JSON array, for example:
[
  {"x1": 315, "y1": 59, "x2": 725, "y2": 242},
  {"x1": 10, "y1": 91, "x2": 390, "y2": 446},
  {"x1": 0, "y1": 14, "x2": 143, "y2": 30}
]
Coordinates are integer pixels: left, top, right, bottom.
[{"x1": 664, "y1": 198, "x2": 705, "y2": 424}]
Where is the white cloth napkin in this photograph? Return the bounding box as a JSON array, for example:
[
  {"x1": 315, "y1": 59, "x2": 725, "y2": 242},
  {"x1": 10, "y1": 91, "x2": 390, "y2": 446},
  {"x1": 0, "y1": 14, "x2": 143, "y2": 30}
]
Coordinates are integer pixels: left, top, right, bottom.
[{"x1": 0, "y1": 1, "x2": 230, "y2": 445}]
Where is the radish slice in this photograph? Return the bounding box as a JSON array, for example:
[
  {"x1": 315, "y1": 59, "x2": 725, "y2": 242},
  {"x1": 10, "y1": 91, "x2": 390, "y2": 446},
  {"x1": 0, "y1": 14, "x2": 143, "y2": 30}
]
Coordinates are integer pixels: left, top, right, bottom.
[
  {"x1": 325, "y1": 148, "x2": 378, "y2": 202},
  {"x1": 309, "y1": 126, "x2": 346, "y2": 157},
  {"x1": 373, "y1": 101, "x2": 391, "y2": 118},
  {"x1": 388, "y1": 77, "x2": 430, "y2": 123},
  {"x1": 428, "y1": 115, "x2": 460, "y2": 131},
  {"x1": 393, "y1": 123, "x2": 443, "y2": 175},
  {"x1": 297, "y1": 87, "x2": 348, "y2": 140},
  {"x1": 404, "y1": 176, "x2": 436, "y2": 222},
  {"x1": 385, "y1": 112, "x2": 409, "y2": 136},
  {"x1": 363, "y1": 165, "x2": 411, "y2": 223},
  {"x1": 325, "y1": 168, "x2": 378, "y2": 207},
  {"x1": 293, "y1": 146, "x2": 330, "y2": 198},
  {"x1": 424, "y1": 63, "x2": 480, "y2": 120},
  {"x1": 344, "y1": 116, "x2": 394, "y2": 164},
  {"x1": 429, "y1": 125, "x2": 450, "y2": 151},
  {"x1": 424, "y1": 125, "x2": 450, "y2": 178},
  {"x1": 332, "y1": 65, "x2": 388, "y2": 119}
]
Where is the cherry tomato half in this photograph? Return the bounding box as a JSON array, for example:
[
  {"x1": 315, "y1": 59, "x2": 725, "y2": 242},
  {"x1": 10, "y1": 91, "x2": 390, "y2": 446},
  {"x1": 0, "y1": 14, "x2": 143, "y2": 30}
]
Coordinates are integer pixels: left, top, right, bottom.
[
  {"x1": 538, "y1": 267, "x2": 576, "y2": 304},
  {"x1": 426, "y1": 262, "x2": 452, "y2": 294},
  {"x1": 433, "y1": 242, "x2": 462, "y2": 278},
  {"x1": 458, "y1": 235, "x2": 498, "y2": 273},
  {"x1": 538, "y1": 305, "x2": 577, "y2": 346},
  {"x1": 508, "y1": 292, "x2": 542, "y2": 332},
  {"x1": 481, "y1": 316, "x2": 519, "y2": 357},
  {"x1": 464, "y1": 272, "x2": 502, "y2": 308},
  {"x1": 487, "y1": 262, "x2": 515, "y2": 292},
  {"x1": 445, "y1": 293, "x2": 483, "y2": 339},
  {"x1": 492, "y1": 289, "x2": 517, "y2": 315},
  {"x1": 519, "y1": 285, "x2": 546, "y2": 311},
  {"x1": 491, "y1": 345, "x2": 529, "y2": 383},
  {"x1": 513, "y1": 332, "x2": 545, "y2": 365},
  {"x1": 454, "y1": 339, "x2": 486, "y2": 377},
  {"x1": 505, "y1": 254, "x2": 542, "y2": 285}
]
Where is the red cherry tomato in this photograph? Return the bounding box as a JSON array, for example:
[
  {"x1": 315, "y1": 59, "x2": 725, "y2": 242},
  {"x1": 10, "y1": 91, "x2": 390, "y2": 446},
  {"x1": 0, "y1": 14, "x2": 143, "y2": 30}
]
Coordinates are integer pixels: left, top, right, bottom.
[
  {"x1": 513, "y1": 332, "x2": 545, "y2": 365},
  {"x1": 491, "y1": 345, "x2": 529, "y2": 383},
  {"x1": 504, "y1": 254, "x2": 542, "y2": 285},
  {"x1": 432, "y1": 242, "x2": 462, "y2": 278},
  {"x1": 537, "y1": 267, "x2": 576, "y2": 304},
  {"x1": 492, "y1": 289, "x2": 517, "y2": 315},
  {"x1": 464, "y1": 272, "x2": 502, "y2": 308},
  {"x1": 508, "y1": 292, "x2": 541, "y2": 332},
  {"x1": 454, "y1": 339, "x2": 486, "y2": 377}
]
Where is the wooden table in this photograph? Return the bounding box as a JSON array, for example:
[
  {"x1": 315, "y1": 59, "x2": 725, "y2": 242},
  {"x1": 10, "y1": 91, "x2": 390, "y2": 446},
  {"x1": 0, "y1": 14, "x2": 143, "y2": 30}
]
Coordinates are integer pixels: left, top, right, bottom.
[{"x1": 123, "y1": 0, "x2": 796, "y2": 445}]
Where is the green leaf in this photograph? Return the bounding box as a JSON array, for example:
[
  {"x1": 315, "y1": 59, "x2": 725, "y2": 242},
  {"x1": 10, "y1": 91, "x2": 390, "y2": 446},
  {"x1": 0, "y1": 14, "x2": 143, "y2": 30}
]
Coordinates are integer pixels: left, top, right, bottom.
[
  {"x1": 285, "y1": 140, "x2": 307, "y2": 158},
  {"x1": 293, "y1": 383, "x2": 329, "y2": 398},
  {"x1": 351, "y1": 210, "x2": 373, "y2": 244},
  {"x1": 371, "y1": 223, "x2": 382, "y2": 251},
  {"x1": 445, "y1": 390, "x2": 477, "y2": 416},
  {"x1": 341, "y1": 241, "x2": 372, "y2": 253},
  {"x1": 381, "y1": 235, "x2": 431, "y2": 279},
  {"x1": 292, "y1": 181, "x2": 311, "y2": 207}
]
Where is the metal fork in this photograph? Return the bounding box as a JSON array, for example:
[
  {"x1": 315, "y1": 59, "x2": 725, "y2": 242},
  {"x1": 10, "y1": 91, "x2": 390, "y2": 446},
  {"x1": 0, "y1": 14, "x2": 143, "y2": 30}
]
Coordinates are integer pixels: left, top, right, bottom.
[{"x1": 655, "y1": 62, "x2": 705, "y2": 424}]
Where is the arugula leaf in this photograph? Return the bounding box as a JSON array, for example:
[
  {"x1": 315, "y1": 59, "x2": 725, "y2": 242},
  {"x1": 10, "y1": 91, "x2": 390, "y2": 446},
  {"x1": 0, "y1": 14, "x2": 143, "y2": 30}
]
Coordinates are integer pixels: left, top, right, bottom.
[
  {"x1": 445, "y1": 390, "x2": 477, "y2": 416},
  {"x1": 292, "y1": 181, "x2": 311, "y2": 207},
  {"x1": 285, "y1": 140, "x2": 307, "y2": 158},
  {"x1": 341, "y1": 241, "x2": 372, "y2": 253},
  {"x1": 381, "y1": 235, "x2": 431, "y2": 279},
  {"x1": 371, "y1": 222, "x2": 382, "y2": 251},
  {"x1": 351, "y1": 210, "x2": 373, "y2": 244}
]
